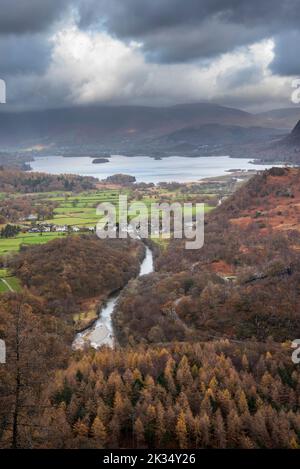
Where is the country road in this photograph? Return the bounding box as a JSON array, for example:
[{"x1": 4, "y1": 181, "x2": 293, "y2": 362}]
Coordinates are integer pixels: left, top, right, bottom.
[{"x1": 0, "y1": 278, "x2": 14, "y2": 292}]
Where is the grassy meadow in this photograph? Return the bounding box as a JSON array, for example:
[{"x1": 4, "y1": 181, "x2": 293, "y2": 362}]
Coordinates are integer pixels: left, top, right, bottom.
[
  {"x1": 0, "y1": 187, "x2": 217, "y2": 256},
  {"x1": 0, "y1": 268, "x2": 21, "y2": 292}
]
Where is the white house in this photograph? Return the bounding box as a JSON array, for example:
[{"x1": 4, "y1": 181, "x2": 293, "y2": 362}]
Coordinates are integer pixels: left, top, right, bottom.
[
  {"x1": 26, "y1": 214, "x2": 38, "y2": 221},
  {"x1": 55, "y1": 225, "x2": 68, "y2": 232}
]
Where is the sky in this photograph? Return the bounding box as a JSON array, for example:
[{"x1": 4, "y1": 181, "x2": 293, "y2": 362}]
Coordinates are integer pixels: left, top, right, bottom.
[{"x1": 0, "y1": 0, "x2": 299, "y2": 112}]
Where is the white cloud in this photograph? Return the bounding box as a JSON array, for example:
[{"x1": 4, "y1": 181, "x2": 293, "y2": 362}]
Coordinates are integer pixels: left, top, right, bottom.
[
  {"x1": 6, "y1": 23, "x2": 294, "y2": 111},
  {"x1": 46, "y1": 26, "x2": 146, "y2": 104}
]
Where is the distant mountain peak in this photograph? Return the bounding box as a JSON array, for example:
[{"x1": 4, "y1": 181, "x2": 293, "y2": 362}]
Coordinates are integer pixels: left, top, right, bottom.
[
  {"x1": 284, "y1": 119, "x2": 300, "y2": 146},
  {"x1": 292, "y1": 119, "x2": 300, "y2": 134}
]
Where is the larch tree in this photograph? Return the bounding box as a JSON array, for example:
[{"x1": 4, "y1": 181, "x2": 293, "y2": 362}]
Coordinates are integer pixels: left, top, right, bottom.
[
  {"x1": 176, "y1": 411, "x2": 188, "y2": 449},
  {"x1": 91, "y1": 416, "x2": 107, "y2": 448}
]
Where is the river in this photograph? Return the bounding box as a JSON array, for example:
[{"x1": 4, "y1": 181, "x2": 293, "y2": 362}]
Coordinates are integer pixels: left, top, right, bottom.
[{"x1": 73, "y1": 245, "x2": 154, "y2": 350}]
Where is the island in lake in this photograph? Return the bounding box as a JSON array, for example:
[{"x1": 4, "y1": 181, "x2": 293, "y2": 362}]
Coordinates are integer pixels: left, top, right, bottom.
[{"x1": 92, "y1": 158, "x2": 110, "y2": 164}]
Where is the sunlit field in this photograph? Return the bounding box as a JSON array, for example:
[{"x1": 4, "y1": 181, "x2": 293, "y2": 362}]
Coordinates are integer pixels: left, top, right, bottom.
[{"x1": 0, "y1": 188, "x2": 216, "y2": 254}]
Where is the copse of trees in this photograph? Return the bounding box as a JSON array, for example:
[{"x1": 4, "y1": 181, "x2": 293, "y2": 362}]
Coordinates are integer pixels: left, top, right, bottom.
[
  {"x1": 0, "y1": 195, "x2": 58, "y2": 223},
  {"x1": 102, "y1": 174, "x2": 136, "y2": 185},
  {"x1": 0, "y1": 224, "x2": 20, "y2": 238},
  {"x1": 0, "y1": 169, "x2": 97, "y2": 193}
]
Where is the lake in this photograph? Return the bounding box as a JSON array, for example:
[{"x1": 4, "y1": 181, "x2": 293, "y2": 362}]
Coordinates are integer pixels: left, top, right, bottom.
[{"x1": 29, "y1": 155, "x2": 280, "y2": 183}]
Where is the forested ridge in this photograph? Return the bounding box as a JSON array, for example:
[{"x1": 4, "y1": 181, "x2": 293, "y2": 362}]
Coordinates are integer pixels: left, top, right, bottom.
[
  {"x1": 0, "y1": 169, "x2": 97, "y2": 193},
  {"x1": 9, "y1": 235, "x2": 144, "y2": 320},
  {"x1": 45, "y1": 341, "x2": 300, "y2": 449},
  {"x1": 116, "y1": 168, "x2": 300, "y2": 344},
  {"x1": 1, "y1": 333, "x2": 300, "y2": 448}
]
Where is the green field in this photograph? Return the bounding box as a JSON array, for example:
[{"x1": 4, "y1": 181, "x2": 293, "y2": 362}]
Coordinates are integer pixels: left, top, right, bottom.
[
  {"x1": 44, "y1": 190, "x2": 123, "y2": 226},
  {"x1": 0, "y1": 187, "x2": 217, "y2": 255},
  {"x1": 0, "y1": 268, "x2": 21, "y2": 293},
  {"x1": 44, "y1": 191, "x2": 214, "y2": 226},
  {"x1": 0, "y1": 232, "x2": 68, "y2": 255}
]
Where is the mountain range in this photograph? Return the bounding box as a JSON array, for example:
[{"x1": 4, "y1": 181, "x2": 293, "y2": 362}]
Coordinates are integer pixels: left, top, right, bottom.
[{"x1": 0, "y1": 102, "x2": 300, "y2": 162}]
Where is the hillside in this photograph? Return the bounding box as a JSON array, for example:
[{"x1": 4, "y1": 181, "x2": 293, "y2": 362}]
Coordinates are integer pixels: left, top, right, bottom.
[
  {"x1": 256, "y1": 107, "x2": 300, "y2": 130},
  {"x1": 2, "y1": 104, "x2": 300, "y2": 164},
  {"x1": 0, "y1": 103, "x2": 290, "y2": 151},
  {"x1": 0, "y1": 103, "x2": 256, "y2": 147},
  {"x1": 283, "y1": 119, "x2": 300, "y2": 146},
  {"x1": 10, "y1": 236, "x2": 144, "y2": 323},
  {"x1": 154, "y1": 124, "x2": 283, "y2": 147},
  {"x1": 117, "y1": 168, "x2": 300, "y2": 343},
  {"x1": 255, "y1": 120, "x2": 300, "y2": 164}
]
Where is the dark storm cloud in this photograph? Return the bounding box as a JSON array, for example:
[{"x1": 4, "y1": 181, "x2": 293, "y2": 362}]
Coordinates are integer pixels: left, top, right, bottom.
[
  {"x1": 0, "y1": 0, "x2": 71, "y2": 34},
  {"x1": 6, "y1": 72, "x2": 73, "y2": 110},
  {"x1": 139, "y1": 21, "x2": 264, "y2": 63},
  {"x1": 0, "y1": 0, "x2": 299, "y2": 111},
  {"x1": 218, "y1": 65, "x2": 263, "y2": 90},
  {"x1": 77, "y1": 0, "x2": 300, "y2": 63},
  {"x1": 270, "y1": 31, "x2": 300, "y2": 76},
  {"x1": 0, "y1": 34, "x2": 51, "y2": 75}
]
